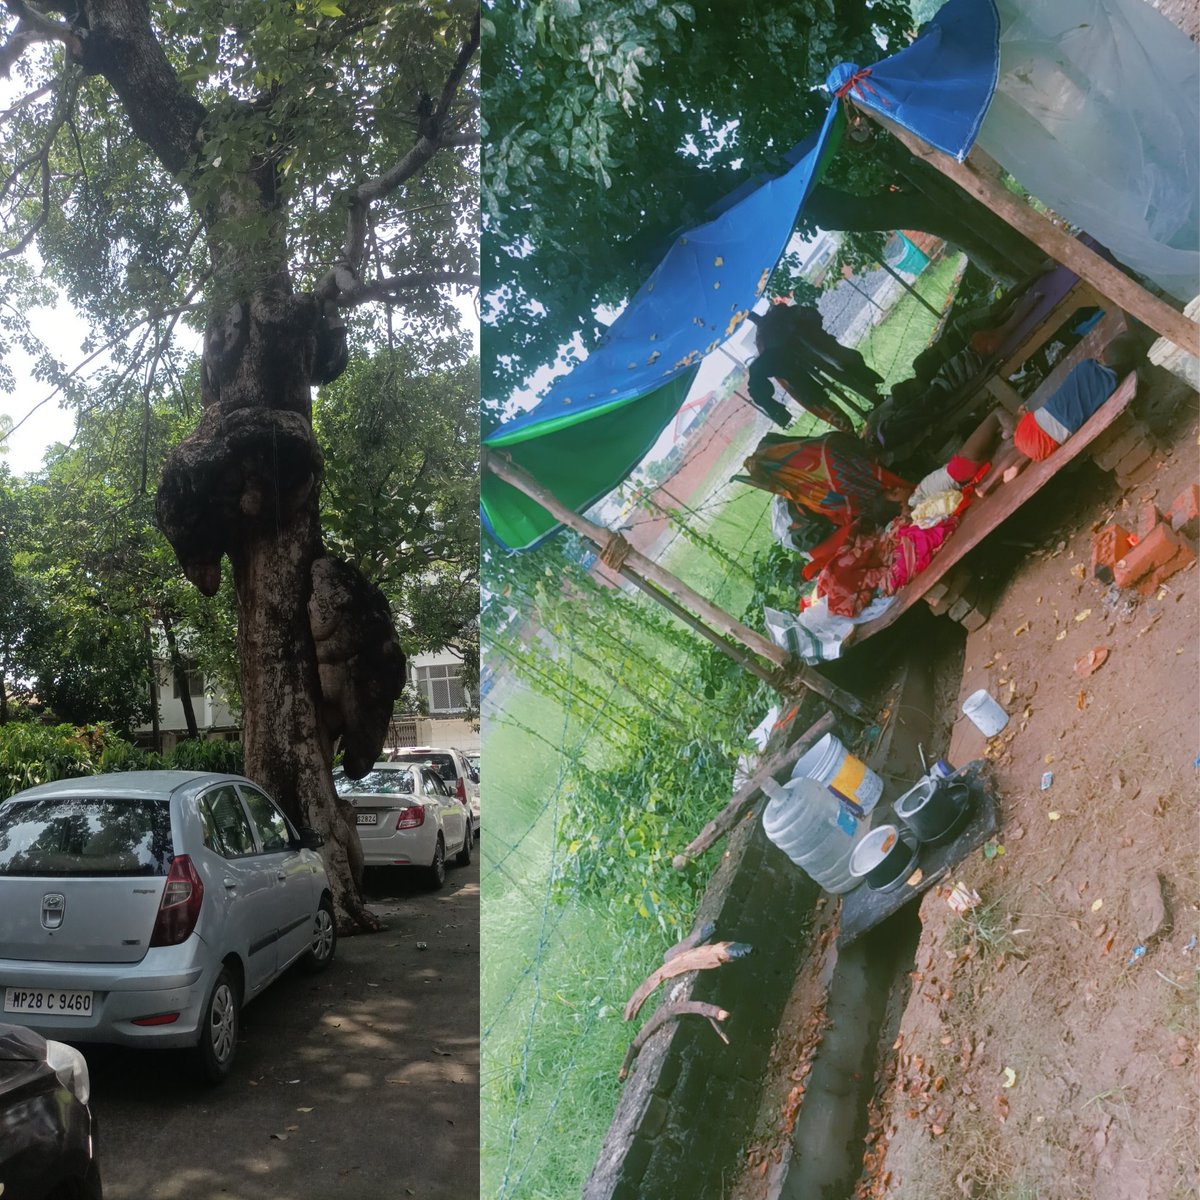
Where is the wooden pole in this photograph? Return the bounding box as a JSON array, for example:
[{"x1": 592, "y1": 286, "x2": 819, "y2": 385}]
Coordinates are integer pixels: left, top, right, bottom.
[
  {"x1": 877, "y1": 258, "x2": 941, "y2": 318},
  {"x1": 483, "y1": 450, "x2": 871, "y2": 720},
  {"x1": 861, "y1": 107, "x2": 1200, "y2": 357}
]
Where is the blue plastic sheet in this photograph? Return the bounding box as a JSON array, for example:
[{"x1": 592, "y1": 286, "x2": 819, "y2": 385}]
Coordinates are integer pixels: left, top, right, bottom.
[
  {"x1": 483, "y1": 0, "x2": 1004, "y2": 550},
  {"x1": 827, "y1": 0, "x2": 999, "y2": 161}
]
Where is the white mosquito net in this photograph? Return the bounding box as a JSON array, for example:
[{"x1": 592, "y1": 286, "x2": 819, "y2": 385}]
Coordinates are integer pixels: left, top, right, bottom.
[{"x1": 977, "y1": 0, "x2": 1200, "y2": 303}]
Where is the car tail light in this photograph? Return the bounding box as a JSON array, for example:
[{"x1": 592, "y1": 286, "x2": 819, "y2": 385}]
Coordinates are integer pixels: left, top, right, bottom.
[
  {"x1": 149, "y1": 855, "x2": 204, "y2": 947},
  {"x1": 132, "y1": 1012, "x2": 180, "y2": 1026},
  {"x1": 455, "y1": 778, "x2": 467, "y2": 804},
  {"x1": 396, "y1": 805, "x2": 425, "y2": 830}
]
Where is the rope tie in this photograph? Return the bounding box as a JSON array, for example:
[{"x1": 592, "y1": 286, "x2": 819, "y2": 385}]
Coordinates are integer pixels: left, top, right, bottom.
[
  {"x1": 600, "y1": 531, "x2": 632, "y2": 572},
  {"x1": 834, "y1": 66, "x2": 891, "y2": 108}
]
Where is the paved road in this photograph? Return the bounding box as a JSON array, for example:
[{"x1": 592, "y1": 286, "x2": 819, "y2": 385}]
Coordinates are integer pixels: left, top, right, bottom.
[{"x1": 87, "y1": 851, "x2": 479, "y2": 1200}]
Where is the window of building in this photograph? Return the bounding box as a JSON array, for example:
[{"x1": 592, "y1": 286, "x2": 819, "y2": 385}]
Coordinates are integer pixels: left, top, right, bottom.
[
  {"x1": 172, "y1": 663, "x2": 204, "y2": 700},
  {"x1": 414, "y1": 663, "x2": 467, "y2": 713}
]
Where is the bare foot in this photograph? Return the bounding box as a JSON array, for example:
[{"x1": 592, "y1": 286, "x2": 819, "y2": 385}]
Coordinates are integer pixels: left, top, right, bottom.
[{"x1": 976, "y1": 469, "x2": 1003, "y2": 497}]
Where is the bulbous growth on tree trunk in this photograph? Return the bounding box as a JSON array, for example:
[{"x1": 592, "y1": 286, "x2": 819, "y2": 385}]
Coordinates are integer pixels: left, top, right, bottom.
[
  {"x1": 309, "y1": 555, "x2": 406, "y2": 778},
  {"x1": 156, "y1": 288, "x2": 402, "y2": 932}
]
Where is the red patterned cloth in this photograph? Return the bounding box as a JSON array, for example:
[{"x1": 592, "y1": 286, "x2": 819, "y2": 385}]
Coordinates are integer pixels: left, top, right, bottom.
[
  {"x1": 742, "y1": 433, "x2": 911, "y2": 528},
  {"x1": 888, "y1": 518, "x2": 958, "y2": 592}
]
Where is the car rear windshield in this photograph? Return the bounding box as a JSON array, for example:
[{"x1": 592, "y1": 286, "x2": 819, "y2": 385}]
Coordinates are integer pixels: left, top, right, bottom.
[
  {"x1": 334, "y1": 769, "x2": 416, "y2": 797},
  {"x1": 389, "y1": 752, "x2": 456, "y2": 782},
  {"x1": 0, "y1": 795, "x2": 174, "y2": 877}
]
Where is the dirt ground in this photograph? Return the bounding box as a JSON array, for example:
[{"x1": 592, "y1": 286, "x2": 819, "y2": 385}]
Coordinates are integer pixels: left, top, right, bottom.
[
  {"x1": 860, "y1": 417, "x2": 1199, "y2": 1200},
  {"x1": 88, "y1": 856, "x2": 479, "y2": 1200},
  {"x1": 732, "y1": 378, "x2": 1199, "y2": 1200}
]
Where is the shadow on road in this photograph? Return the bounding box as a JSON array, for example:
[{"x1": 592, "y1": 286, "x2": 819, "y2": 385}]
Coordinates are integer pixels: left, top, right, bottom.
[{"x1": 88, "y1": 855, "x2": 479, "y2": 1200}]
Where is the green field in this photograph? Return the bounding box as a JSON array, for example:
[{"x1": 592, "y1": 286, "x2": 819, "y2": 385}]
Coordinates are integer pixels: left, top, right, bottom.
[
  {"x1": 480, "y1": 672, "x2": 683, "y2": 1199},
  {"x1": 857, "y1": 253, "x2": 966, "y2": 387}
]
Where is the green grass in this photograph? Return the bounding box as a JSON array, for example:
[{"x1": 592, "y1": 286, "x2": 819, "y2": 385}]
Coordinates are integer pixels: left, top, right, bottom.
[
  {"x1": 857, "y1": 253, "x2": 966, "y2": 388},
  {"x1": 481, "y1": 672, "x2": 679, "y2": 1199}
]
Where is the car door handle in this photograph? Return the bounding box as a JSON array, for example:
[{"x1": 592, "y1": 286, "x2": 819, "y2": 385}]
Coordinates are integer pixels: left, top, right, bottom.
[
  {"x1": 276, "y1": 872, "x2": 287, "y2": 881},
  {"x1": 223, "y1": 879, "x2": 238, "y2": 889}
]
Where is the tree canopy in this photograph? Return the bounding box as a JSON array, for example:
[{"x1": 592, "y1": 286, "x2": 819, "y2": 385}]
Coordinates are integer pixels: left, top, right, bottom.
[
  {"x1": 0, "y1": 0, "x2": 479, "y2": 927},
  {"x1": 481, "y1": 0, "x2": 911, "y2": 396}
]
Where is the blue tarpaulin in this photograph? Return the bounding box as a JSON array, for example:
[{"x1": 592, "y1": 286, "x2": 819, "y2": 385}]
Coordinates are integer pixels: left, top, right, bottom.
[
  {"x1": 826, "y1": 0, "x2": 998, "y2": 161},
  {"x1": 483, "y1": 0, "x2": 1001, "y2": 551}
]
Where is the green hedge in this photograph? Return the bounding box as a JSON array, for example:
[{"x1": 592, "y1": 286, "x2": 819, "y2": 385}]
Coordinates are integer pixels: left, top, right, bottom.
[{"x1": 0, "y1": 723, "x2": 244, "y2": 803}]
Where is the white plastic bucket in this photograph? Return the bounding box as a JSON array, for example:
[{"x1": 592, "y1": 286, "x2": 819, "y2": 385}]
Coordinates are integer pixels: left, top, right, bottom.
[
  {"x1": 962, "y1": 688, "x2": 1009, "y2": 736},
  {"x1": 791, "y1": 732, "x2": 883, "y2": 817}
]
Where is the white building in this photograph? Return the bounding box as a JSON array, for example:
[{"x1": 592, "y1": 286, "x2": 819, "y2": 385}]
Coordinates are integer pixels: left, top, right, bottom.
[
  {"x1": 138, "y1": 647, "x2": 479, "y2": 755},
  {"x1": 395, "y1": 647, "x2": 479, "y2": 753}
]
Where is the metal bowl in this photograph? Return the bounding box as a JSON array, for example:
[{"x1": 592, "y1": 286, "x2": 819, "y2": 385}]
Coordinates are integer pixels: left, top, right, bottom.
[
  {"x1": 849, "y1": 823, "x2": 919, "y2": 892},
  {"x1": 895, "y1": 778, "x2": 973, "y2": 845}
]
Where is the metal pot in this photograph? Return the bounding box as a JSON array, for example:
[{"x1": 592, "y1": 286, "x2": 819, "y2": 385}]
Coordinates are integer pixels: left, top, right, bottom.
[
  {"x1": 848, "y1": 823, "x2": 919, "y2": 892},
  {"x1": 895, "y1": 778, "x2": 973, "y2": 845}
]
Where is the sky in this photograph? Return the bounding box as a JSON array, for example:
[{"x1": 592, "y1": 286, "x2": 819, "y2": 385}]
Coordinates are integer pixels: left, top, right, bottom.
[{"x1": 0, "y1": 292, "x2": 479, "y2": 478}]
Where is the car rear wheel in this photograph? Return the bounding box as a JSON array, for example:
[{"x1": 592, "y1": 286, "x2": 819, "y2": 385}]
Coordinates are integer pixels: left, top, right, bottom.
[
  {"x1": 455, "y1": 820, "x2": 473, "y2": 866},
  {"x1": 426, "y1": 834, "x2": 446, "y2": 889},
  {"x1": 194, "y1": 965, "x2": 240, "y2": 1084},
  {"x1": 300, "y1": 895, "x2": 337, "y2": 973}
]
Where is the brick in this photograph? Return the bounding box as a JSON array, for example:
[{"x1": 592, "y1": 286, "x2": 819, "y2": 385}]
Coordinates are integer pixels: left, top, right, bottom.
[
  {"x1": 959, "y1": 605, "x2": 990, "y2": 632},
  {"x1": 1114, "y1": 440, "x2": 1155, "y2": 479},
  {"x1": 1168, "y1": 483, "x2": 1200, "y2": 539},
  {"x1": 947, "y1": 596, "x2": 973, "y2": 623},
  {"x1": 1116, "y1": 455, "x2": 1159, "y2": 490},
  {"x1": 926, "y1": 588, "x2": 955, "y2": 616},
  {"x1": 1092, "y1": 426, "x2": 1144, "y2": 472},
  {"x1": 1136, "y1": 502, "x2": 1165, "y2": 539},
  {"x1": 1114, "y1": 522, "x2": 1189, "y2": 588},
  {"x1": 1090, "y1": 522, "x2": 1135, "y2": 585},
  {"x1": 1088, "y1": 410, "x2": 1138, "y2": 455},
  {"x1": 923, "y1": 577, "x2": 953, "y2": 606},
  {"x1": 926, "y1": 563, "x2": 972, "y2": 615},
  {"x1": 1136, "y1": 544, "x2": 1197, "y2": 594}
]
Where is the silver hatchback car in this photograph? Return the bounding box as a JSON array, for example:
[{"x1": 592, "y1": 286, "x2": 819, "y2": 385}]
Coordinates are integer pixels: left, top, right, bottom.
[{"x1": 0, "y1": 771, "x2": 336, "y2": 1083}]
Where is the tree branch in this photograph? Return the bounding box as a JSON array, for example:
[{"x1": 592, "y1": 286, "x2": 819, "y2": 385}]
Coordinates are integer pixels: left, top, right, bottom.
[
  {"x1": 0, "y1": 71, "x2": 77, "y2": 260},
  {"x1": 337, "y1": 271, "x2": 479, "y2": 309},
  {"x1": 325, "y1": 11, "x2": 479, "y2": 291},
  {"x1": 1, "y1": 0, "x2": 84, "y2": 61}
]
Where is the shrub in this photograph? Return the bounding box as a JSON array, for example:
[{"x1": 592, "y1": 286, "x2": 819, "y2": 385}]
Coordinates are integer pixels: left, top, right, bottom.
[{"x1": 166, "y1": 737, "x2": 244, "y2": 775}]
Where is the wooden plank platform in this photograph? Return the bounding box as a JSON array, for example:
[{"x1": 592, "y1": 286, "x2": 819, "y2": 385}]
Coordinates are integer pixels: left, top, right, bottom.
[
  {"x1": 839, "y1": 762, "x2": 999, "y2": 947},
  {"x1": 851, "y1": 319, "x2": 1138, "y2": 643}
]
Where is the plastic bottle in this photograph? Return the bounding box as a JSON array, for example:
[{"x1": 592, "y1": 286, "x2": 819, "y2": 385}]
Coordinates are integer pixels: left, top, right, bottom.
[{"x1": 760, "y1": 776, "x2": 867, "y2": 894}]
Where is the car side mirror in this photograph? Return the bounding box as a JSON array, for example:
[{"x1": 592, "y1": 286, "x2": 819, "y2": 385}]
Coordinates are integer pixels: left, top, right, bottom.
[{"x1": 297, "y1": 828, "x2": 324, "y2": 850}]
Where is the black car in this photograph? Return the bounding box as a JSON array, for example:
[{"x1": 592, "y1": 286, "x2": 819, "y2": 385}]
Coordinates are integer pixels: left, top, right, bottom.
[{"x1": 0, "y1": 1023, "x2": 102, "y2": 1199}]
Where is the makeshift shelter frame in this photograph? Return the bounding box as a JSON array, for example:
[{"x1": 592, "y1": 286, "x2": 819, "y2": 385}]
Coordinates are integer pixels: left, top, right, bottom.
[
  {"x1": 483, "y1": 449, "x2": 871, "y2": 722},
  {"x1": 856, "y1": 104, "x2": 1200, "y2": 357}
]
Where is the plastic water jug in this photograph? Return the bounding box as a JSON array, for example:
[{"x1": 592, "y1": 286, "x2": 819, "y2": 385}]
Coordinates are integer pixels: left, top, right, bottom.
[{"x1": 760, "y1": 776, "x2": 867, "y2": 894}]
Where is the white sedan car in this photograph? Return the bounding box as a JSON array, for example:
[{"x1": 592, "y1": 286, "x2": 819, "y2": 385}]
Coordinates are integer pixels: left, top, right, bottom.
[{"x1": 334, "y1": 763, "x2": 471, "y2": 888}]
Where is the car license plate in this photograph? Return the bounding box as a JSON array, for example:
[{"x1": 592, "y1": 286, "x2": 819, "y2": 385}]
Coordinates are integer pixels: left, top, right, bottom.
[
  {"x1": 356, "y1": 813, "x2": 378, "y2": 826},
  {"x1": 4, "y1": 987, "x2": 94, "y2": 1017}
]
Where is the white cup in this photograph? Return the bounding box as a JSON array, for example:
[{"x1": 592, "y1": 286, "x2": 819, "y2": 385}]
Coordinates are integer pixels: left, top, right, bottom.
[{"x1": 962, "y1": 688, "x2": 1009, "y2": 736}]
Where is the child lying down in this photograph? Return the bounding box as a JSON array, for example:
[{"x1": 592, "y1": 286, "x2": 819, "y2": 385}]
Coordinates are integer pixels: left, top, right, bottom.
[{"x1": 909, "y1": 332, "x2": 1144, "y2": 513}]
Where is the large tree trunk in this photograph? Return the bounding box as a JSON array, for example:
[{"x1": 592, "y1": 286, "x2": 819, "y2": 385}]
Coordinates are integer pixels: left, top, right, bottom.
[
  {"x1": 157, "y1": 290, "x2": 404, "y2": 932},
  {"x1": 805, "y1": 178, "x2": 1045, "y2": 285}
]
